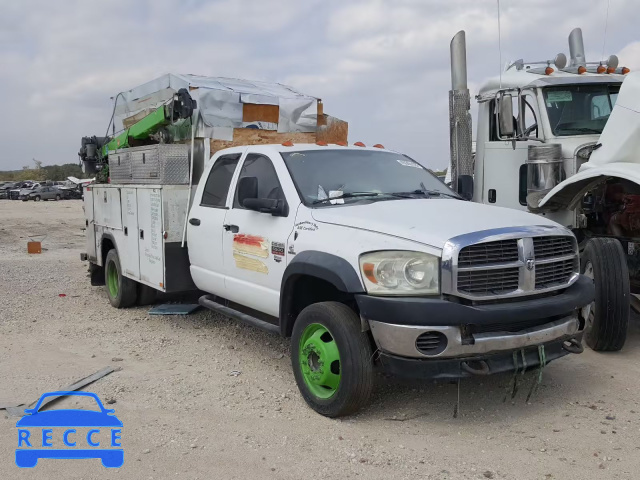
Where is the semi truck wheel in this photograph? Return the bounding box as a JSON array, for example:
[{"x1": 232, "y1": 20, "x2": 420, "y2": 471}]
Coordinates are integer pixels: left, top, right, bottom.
[
  {"x1": 105, "y1": 249, "x2": 137, "y2": 308},
  {"x1": 581, "y1": 238, "x2": 629, "y2": 351},
  {"x1": 291, "y1": 302, "x2": 373, "y2": 417}
]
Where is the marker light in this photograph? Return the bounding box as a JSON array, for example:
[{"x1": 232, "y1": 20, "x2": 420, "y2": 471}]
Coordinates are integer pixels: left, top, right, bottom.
[
  {"x1": 353, "y1": 142, "x2": 366, "y2": 147},
  {"x1": 597, "y1": 65, "x2": 606, "y2": 74},
  {"x1": 545, "y1": 66, "x2": 554, "y2": 75},
  {"x1": 622, "y1": 67, "x2": 630, "y2": 75},
  {"x1": 316, "y1": 141, "x2": 328, "y2": 146},
  {"x1": 373, "y1": 144, "x2": 385, "y2": 149},
  {"x1": 336, "y1": 141, "x2": 347, "y2": 146},
  {"x1": 607, "y1": 67, "x2": 616, "y2": 74},
  {"x1": 282, "y1": 141, "x2": 294, "y2": 147},
  {"x1": 578, "y1": 66, "x2": 587, "y2": 74}
]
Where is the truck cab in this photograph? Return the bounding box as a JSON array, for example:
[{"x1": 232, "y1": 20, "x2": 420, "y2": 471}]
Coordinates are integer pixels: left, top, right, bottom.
[
  {"x1": 448, "y1": 28, "x2": 634, "y2": 353},
  {"x1": 182, "y1": 143, "x2": 593, "y2": 416}
]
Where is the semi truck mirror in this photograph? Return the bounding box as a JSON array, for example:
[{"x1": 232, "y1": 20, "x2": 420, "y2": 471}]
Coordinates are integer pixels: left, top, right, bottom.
[
  {"x1": 457, "y1": 175, "x2": 474, "y2": 201},
  {"x1": 498, "y1": 94, "x2": 515, "y2": 137}
]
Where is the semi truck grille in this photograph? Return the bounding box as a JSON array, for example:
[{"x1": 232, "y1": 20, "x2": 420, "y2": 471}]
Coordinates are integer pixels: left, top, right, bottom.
[{"x1": 449, "y1": 233, "x2": 578, "y2": 300}]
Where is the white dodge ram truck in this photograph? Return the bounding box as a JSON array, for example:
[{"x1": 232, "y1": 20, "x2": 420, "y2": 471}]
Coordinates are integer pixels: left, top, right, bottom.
[{"x1": 84, "y1": 144, "x2": 594, "y2": 416}]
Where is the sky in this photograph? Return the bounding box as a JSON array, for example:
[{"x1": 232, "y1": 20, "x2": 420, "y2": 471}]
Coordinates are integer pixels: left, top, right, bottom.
[{"x1": 0, "y1": 0, "x2": 638, "y2": 171}]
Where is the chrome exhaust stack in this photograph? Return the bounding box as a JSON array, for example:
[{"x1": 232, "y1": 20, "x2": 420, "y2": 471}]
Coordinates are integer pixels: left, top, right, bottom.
[
  {"x1": 568, "y1": 27, "x2": 586, "y2": 68},
  {"x1": 449, "y1": 31, "x2": 474, "y2": 196}
]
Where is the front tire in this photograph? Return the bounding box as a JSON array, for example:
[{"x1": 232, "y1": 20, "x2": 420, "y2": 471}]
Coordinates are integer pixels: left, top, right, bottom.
[
  {"x1": 105, "y1": 249, "x2": 137, "y2": 308},
  {"x1": 581, "y1": 237, "x2": 629, "y2": 351},
  {"x1": 34, "y1": 195, "x2": 41, "y2": 201},
  {"x1": 55, "y1": 194, "x2": 61, "y2": 201},
  {"x1": 291, "y1": 302, "x2": 373, "y2": 417}
]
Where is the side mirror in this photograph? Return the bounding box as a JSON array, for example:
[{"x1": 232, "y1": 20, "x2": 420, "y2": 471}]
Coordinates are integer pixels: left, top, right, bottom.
[
  {"x1": 237, "y1": 176, "x2": 258, "y2": 205},
  {"x1": 457, "y1": 175, "x2": 474, "y2": 201},
  {"x1": 243, "y1": 198, "x2": 287, "y2": 216},
  {"x1": 498, "y1": 94, "x2": 515, "y2": 137}
]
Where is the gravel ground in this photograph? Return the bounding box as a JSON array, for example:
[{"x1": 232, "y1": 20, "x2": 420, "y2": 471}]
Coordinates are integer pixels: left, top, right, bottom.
[{"x1": 1, "y1": 200, "x2": 640, "y2": 479}]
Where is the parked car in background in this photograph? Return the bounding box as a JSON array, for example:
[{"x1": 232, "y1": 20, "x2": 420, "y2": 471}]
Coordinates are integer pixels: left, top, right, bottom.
[
  {"x1": 9, "y1": 182, "x2": 34, "y2": 200},
  {"x1": 23, "y1": 186, "x2": 63, "y2": 201},
  {"x1": 17, "y1": 183, "x2": 41, "y2": 200},
  {"x1": 0, "y1": 182, "x2": 18, "y2": 199}
]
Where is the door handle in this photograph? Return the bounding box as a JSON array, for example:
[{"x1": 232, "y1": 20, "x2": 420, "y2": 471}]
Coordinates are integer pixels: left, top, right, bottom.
[
  {"x1": 223, "y1": 224, "x2": 239, "y2": 233},
  {"x1": 189, "y1": 218, "x2": 201, "y2": 226}
]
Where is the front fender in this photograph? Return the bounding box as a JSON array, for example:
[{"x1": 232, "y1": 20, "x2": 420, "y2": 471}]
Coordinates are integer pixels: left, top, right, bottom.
[{"x1": 279, "y1": 251, "x2": 364, "y2": 336}]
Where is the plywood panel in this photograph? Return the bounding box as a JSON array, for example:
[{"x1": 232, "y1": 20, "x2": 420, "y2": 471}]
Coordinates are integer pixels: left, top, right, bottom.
[
  {"x1": 242, "y1": 104, "x2": 280, "y2": 124},
  {"x1": 316, "y1": 115, "x2": 348, "y2": 145},
  {"x1": 210, "y1": 128, "x2": 317, "y2": 155}
]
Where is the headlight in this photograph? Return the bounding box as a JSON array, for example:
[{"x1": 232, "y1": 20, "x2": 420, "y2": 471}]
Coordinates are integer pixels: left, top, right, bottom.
[{"x1": 359, "y1": 251, "x2": 440, "y2": 296}]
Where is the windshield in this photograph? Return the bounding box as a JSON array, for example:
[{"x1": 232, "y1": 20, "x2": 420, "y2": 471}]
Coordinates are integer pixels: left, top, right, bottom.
[
  {"x1": 281, "y1": 149, "x2": 457, "y2": 207},
  {"x1": 544, "y1": 84, "x2": 620, "y2": 136}
]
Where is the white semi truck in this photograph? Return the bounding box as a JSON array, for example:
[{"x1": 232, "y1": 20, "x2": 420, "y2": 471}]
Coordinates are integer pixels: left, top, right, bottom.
[{"x1": 447, "y1": 28, "x2": 636, "y2": 352}]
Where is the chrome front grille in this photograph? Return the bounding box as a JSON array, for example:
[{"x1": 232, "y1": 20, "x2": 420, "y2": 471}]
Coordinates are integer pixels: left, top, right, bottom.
[
  {"x1": 442, "y1": 227, "x2": 579, "y2": 301},
  {"x1": 535, "y1": 258, "x2": 575, "y2": 289},
  {"x1": 532, "y1": 236, "x2": 574, "y2": 259},
  {"x1": 458, "y1": 240, "x2": 518, "y2": 267},
  {"x1": 457, "y1": 266, "x2": 520, "y2": 295}
]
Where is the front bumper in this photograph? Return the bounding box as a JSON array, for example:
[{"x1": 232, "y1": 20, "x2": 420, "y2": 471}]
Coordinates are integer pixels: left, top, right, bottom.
[
  {"x1": 377, "y1": 336, "x2": 581, "y2": 380},
  {"x1": 356, "y1": 274, "x2": 594, "y2": 361}
]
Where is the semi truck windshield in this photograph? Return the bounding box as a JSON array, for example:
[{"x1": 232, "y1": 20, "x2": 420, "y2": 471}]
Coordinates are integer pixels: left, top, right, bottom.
[{"x1": 544, "y1": 84, "x2": 620, "y2": 136}]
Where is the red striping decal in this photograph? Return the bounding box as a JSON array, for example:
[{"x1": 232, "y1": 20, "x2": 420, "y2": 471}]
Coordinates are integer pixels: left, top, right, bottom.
[{"x1": 233, "y1": 234, "x2": 264, "y2": 248}]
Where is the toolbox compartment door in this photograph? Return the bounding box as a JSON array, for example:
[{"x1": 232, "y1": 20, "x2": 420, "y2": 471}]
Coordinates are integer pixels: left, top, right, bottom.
[
  {"x1": 137, "y1": 187, "x2": 165, "y2": 290},
  {"x1": 84, "y1": 186, "x2": 97, "y2": 262},
  {"x1": 121, "y1": 187, "x2": 141, "y2": 280}
]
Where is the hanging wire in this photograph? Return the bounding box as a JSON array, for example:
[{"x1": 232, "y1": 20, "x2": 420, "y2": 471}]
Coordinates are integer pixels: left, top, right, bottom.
[
  {"x1": 497, "y1": 0, "x2": 503, "y2": 87},
  {"x1": 601, "y1": 0, "x2": 611, "y2": 60}
]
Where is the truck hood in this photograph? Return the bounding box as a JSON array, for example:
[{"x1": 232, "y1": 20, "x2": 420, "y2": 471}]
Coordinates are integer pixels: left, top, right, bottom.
[{"x1": 310, "y1": 199, "x2": 558, "y2": 249}]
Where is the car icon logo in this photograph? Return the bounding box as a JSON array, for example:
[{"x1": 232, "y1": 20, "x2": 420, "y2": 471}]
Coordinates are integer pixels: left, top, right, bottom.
[
  {"x1": 15, "y1": 391, "x2": 123, "y2": 468},
  {"x1": 525, "y1": 258, "x2": 535, "y2": 271}
]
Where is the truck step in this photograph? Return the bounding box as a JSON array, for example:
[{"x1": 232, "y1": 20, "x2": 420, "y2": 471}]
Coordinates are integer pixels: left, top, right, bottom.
[{"x1": 198, "y1": 295, "x2": 280, "y2": 335}]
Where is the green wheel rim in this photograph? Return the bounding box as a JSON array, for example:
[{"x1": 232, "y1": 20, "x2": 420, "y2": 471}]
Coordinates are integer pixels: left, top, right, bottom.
[
  {"x1": 107, "y1": 260, "x2": 119, "y2": 299},
  {"x1": 299, "y1": 323, "x2": 341, "y2": 399}
]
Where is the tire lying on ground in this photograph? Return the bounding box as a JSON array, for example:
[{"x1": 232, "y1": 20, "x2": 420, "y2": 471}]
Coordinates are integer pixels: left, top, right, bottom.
[
  {"x1": 580, "y1": 237, "x2": 630, "y2": 352},
  {"x1": 104, "y1": 249, "x2": 137, "y2": 308},
  {"x1": 291, "y1": 301, "x2": 374, "y2": 417}
]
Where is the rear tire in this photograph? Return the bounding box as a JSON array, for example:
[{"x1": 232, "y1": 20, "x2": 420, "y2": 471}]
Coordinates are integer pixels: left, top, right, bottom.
[
  {"x1": 105, "y1": 249, "x2": 137, "y2": 308},
  {"x1": 291, "y1": 302, "x2": 373, "y2": 417},
  {"x1": 581, "y1": 237, "x2": 629, "y2": 351},
  {"x1": 55, "y1": 194, "x2": 61, "y2": 201}
]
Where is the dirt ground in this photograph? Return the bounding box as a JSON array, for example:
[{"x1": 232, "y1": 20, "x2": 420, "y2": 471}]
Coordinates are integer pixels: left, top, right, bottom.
[{"x1": 1, "y1": 200, "x2": 639, "y2": 480}]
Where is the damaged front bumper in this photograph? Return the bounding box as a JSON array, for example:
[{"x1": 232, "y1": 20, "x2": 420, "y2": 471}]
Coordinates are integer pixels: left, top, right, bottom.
[{"x1": 356, "y1": 274, "x2": 594, "y2": 379}]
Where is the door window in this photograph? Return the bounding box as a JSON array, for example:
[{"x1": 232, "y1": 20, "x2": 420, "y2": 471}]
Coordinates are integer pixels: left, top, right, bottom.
[
  {"x1": 233, "y1": 154, "x2": 285, "y2": 209},
  {"x1": 201, "y1": 154, "x2": 241, "y2": 208}
]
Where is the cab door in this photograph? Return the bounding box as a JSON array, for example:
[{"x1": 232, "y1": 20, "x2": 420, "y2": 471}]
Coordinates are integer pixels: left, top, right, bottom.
[
  {"x1": 481, "y1": 93, "x2": 541, "y2": 210},
  {"x1": 221, "y1": 152, "x2": 297, "y2": 318},
  {"x1": 187, "y1": 152, "x2": 242, "y2": 296}
]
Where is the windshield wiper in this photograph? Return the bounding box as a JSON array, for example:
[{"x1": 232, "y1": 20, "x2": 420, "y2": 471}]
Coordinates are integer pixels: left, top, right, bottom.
[
  {"x1": 388, "y1": 189, "x2": 461, "y2": 200},
  {"x1": 557, "y1": 127, "x2": 602, "y2": 134},
  {"x1": 312, "y1": 192, "x2": 381, "y2": 204}
]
